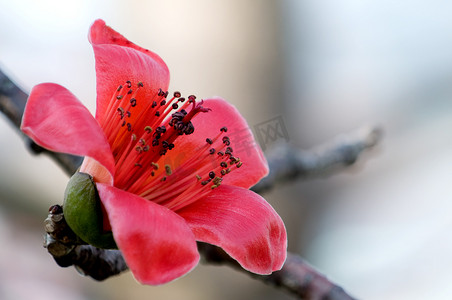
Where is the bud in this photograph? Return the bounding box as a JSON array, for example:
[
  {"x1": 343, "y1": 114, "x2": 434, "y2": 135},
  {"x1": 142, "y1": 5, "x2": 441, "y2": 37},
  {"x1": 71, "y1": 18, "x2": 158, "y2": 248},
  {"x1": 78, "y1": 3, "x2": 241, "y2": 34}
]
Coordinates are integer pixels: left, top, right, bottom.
[{"x1": 63, "y1": 172, "x2": 116, "y2": 249}]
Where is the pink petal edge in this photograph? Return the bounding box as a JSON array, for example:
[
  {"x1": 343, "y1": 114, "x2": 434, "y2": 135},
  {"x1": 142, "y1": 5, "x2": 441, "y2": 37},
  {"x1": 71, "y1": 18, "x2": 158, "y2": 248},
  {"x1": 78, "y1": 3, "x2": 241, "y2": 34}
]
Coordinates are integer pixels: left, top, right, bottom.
[
  {"x1": 178, "y1": 185, "x2": 287, "y2": 274},
  {"x1": 89, "y1": 19, "x2": 168, "y2": 72},
  {"x1": 164, "y1": 97, "x2": 269, "y2": 189},
  {"x1": 89, "y1": 19, "x2": 170, "y2": 124},
  {"x1": 96, "y1": 183, "x2": 200, "y2": 285},
  {"x1": 21, "y1": 83, "x2": 115, "y2": 175}
]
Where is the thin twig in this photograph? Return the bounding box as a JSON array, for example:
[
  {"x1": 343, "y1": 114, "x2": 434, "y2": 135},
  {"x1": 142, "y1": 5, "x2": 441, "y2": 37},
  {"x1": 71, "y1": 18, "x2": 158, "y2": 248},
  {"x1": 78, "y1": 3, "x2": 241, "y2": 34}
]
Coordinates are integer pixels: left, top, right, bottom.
[
  {"x1": 252, "y1": 127, "x2": 382, "y2": 193},
  {"x1": 198, "y1": 243, "x2": 356, "y2": 300},
  {"x1": 0, "y1": 68, "x2": 364, "y2": 299},
  {"x1": 43, "y1": 203, "x2": 356, "y2": 299}
]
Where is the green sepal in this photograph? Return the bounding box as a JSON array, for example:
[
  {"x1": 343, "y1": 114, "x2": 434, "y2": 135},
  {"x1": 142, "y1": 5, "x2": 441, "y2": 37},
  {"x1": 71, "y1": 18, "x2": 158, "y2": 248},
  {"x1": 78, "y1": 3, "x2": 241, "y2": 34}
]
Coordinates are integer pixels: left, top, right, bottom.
[{"x1": 63, "y1": 172, "x2": 117, "y2": 249}]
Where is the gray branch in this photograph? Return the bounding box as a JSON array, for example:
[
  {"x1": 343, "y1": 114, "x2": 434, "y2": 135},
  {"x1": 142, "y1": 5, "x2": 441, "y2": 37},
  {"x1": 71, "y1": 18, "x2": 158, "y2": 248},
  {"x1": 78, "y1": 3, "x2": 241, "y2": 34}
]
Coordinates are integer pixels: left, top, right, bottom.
[
  {"x1": 44, "y1": 204, "x2": 356, "y2": 299},
  {"x1": 44, "y1": 205, "x2": 128, "y2": 281},
  {"x1": 252, "y1": 127, "x2": 382, "y2": 193},
  {"x1": 0, "y1": 68, "x2": 366, "y2": 299}
]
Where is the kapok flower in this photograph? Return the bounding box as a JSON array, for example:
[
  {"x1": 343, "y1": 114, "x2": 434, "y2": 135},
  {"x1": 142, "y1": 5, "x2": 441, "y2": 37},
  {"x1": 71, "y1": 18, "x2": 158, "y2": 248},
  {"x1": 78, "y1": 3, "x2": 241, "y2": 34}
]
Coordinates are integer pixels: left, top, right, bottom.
[{"x1": 21, "y1": 19, "x2": 286, "y2": 285}]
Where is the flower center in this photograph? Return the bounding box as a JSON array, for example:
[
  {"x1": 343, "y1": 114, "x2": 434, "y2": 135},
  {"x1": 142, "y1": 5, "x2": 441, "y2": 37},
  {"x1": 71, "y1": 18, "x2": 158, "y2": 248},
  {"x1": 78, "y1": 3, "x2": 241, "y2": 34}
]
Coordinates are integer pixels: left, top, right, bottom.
[{"x1": 100, "y1": 80, "x2": 242, "y2": 211}]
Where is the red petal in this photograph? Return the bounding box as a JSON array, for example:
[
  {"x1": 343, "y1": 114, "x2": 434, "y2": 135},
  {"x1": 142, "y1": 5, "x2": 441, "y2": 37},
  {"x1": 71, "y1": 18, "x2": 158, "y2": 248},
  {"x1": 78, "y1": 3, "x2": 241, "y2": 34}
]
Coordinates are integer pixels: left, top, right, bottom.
[
  {"x1": 21, "y1": 83, "x2": 115, "y2": 175},
  {"x1": 166, "y1": 97, "x2": 269, "y2": 189},
  {"x1": 96, "y1": 183, "x2": 200, "y2": 285},
  {"x1": 178, "y1": 185, "x2": 287, "y2": 274},
  {"x1": 89, "y1": 19, "x2": 170, "y2": 125}
]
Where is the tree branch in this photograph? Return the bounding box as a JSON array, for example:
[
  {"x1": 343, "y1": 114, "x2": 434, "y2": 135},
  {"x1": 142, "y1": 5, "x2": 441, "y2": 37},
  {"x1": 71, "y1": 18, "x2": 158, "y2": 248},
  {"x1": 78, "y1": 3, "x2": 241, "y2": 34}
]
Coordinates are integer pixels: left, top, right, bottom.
[
  {"x1": 252, "y1": 127, "x2": 381, "y2": 193},
  {"x1": 44, "y1": 205, "x2": 128, "y2": 280},
  {"x1": 1, "y1": 68, "x2": 364, "y2": 299},
  {"x1": 198, "y1": 243, "x2": 356, "y2": 299},
  {"x1": 44, "y1": 203, "x2": 356, "y2": 299}
]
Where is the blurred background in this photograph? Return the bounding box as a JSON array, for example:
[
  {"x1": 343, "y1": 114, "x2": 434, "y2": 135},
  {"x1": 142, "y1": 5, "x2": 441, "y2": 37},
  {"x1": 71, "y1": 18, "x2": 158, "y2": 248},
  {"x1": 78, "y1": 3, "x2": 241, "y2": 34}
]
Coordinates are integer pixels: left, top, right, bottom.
[{"x1": 1, "y1": 0, "x2": 452, "y2": 299}]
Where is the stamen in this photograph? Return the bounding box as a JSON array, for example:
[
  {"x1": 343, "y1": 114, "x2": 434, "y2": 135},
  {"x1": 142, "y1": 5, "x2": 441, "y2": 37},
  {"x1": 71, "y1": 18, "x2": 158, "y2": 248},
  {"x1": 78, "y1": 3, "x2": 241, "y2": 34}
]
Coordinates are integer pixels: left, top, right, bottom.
[
  {"x1": 102, "y1": 81, "x2": 248, "y2": 211},
  {"x1": 165, "y1": 164, "x2": 172, "y2": 175}
]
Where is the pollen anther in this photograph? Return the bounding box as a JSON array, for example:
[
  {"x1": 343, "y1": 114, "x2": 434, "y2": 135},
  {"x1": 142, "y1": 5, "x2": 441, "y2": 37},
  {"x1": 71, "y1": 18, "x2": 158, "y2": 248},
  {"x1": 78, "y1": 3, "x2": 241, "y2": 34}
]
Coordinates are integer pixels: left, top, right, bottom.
[{"x1": 165, "y1": 165, "x2": 172, "y2": 175}]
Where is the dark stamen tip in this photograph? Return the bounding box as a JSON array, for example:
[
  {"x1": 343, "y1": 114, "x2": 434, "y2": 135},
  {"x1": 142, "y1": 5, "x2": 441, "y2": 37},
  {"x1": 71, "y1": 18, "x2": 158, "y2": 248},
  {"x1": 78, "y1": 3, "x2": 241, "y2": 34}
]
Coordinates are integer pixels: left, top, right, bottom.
[
  {"x1": 165, "y1": 164, "x2": 172, "y2": 175},
  {"x1": 213, "y1": 177, "x2": 222, "y2": 185},
  {"x1": 188, "y1": 95, "x2": 196, "y2": 102}
]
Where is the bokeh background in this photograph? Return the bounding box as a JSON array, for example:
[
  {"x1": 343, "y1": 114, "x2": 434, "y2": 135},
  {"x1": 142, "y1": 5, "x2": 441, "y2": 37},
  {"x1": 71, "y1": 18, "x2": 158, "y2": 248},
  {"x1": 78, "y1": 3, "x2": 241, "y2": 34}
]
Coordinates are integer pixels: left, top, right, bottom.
[{"x1": 1, "y1": 0, "x2": 452, "y2": 299}]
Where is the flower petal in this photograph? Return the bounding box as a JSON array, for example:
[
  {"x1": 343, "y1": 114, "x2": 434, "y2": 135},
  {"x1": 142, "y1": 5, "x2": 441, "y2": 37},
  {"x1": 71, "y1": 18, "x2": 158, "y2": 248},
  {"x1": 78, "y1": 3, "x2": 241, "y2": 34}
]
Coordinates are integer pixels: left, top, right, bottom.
[
  {"x1": 178, "y1": 185, "x2": 287, "y2": 274},
  {"x1": 89, "y1": 19, "x2": 170, "y2": 125},
  {"x1": 21, "y1": 83, "x2": 115, "y2": 175},
  {"x1": 166, "y1": 97, "x2": 269, "y2": 189},
  {"x1": 96, "y1": 183, "x2": 200, "y2": 285}
]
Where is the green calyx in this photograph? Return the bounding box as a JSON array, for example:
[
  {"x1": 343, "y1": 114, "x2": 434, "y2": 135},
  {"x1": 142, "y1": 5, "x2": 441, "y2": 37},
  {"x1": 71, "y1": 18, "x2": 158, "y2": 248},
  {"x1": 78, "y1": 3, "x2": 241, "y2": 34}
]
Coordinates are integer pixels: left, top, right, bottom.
[{"x1": 63, "y1": 172, "x2": 117, "y2": 249}]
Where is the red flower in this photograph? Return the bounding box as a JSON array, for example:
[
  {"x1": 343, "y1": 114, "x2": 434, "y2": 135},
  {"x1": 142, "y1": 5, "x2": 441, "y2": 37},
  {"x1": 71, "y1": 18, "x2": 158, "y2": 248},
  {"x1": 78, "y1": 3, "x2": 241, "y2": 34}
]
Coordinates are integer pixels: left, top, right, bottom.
[{"x1": 21, "y1": 19, "x2": 286, "y2": 285}]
